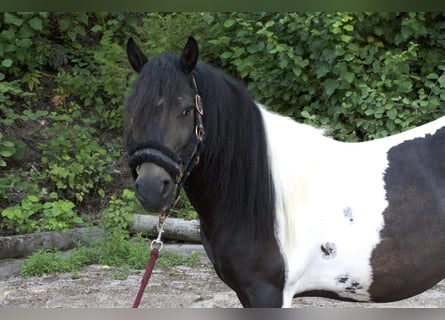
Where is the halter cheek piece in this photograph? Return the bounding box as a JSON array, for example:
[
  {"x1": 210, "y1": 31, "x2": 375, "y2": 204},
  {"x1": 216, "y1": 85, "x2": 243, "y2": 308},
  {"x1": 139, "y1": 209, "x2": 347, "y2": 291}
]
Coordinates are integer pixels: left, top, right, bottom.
[{"x1": 127, "y1": 75, "x2": 205, "y2": 211}]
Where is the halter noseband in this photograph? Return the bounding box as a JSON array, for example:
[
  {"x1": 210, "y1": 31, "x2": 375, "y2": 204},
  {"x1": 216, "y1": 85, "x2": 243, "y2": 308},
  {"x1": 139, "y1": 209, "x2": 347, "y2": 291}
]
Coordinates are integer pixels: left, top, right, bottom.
[{"x1": 127, "y1": 75, "x2": 205, "y2": 211}]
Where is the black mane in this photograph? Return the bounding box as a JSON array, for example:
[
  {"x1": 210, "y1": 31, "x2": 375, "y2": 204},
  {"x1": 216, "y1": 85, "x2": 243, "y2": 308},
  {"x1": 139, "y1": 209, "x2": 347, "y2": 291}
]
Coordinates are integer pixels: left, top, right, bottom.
[{"x1": 185, "y1": 60, "x2": 276, "y2": 244}]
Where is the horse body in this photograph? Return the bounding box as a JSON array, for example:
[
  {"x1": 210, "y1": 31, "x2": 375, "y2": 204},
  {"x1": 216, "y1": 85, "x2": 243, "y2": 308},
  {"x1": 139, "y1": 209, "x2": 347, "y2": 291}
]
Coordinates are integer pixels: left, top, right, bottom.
[
  {"x1": 260, "y1": 109, "x2": 445, "y2": 306},
  {"x1": 125, "y1": 37, "x2": 445, "y2": 307}
]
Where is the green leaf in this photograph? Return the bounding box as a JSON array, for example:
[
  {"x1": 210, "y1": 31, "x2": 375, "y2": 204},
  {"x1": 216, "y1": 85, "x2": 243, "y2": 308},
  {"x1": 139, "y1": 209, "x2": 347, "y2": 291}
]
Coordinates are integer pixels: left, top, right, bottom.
[
  {"x1": 50, "y1": 192, "x2": 59, "y2": 199},
  {"x1": 2, "y1": 59, "x2": 13, "y2": 68},
  {"x1": 58, "y1": 18, "x2": 70, "y2": 31},
  {"x1": 67, "y1": 31, "x2": 77, "y2": 42},
  {"x1": 74, "y1": 25, "x2": 86, "y2": 36},
  {"x1": 426, "y1": 73, "x2": 438, "y2": 80},
  {"x1": 341, "y1": 34, "x2": 352, "y2": 42},
  {"x1": 324, "y1": 79, "x2": 340, "y2": 96},
  {"x1": 0, "y1": 150, "x2": 13, "y2": 157},
  {"x1": 91, "y1": 25, "x2": 102, "y2": 33},
  {"x1": 224, "y1": 19, "x2": 236, "y2": 28},
  {"x1": 43, "y1": 202, "x2": 53, "y2": 209},
  {"x1": 2, "y1": 140, "x2": 15, "y2": 148},
  {"x1": 264, "y1": 20, "x2": 275, "y2": 28},
  {"x1": 27, "y1": 195, "x2": 40, "y2": 203},
  {"x1": 315, "y1": 62, "x2": 330, "y2": 78},
  {"x1": 4, "y1": 13, "x2": 23, "y2": 26},
  {"x1": 28, "y1": 17, "x2": 43, "y2": 31},
  {"x1": 301, "y1": 110, "x2": 310, "y2": 118},
  {"x1": 279, "y1": 58, "x2": 288, "y2": 69},
  {"x1": 343, "y1": 72, "x2": 355, "y2": 83},
  {"x1": 386, "y1": 108, "x2": 398, "y2": 120},
  {"x1": 438, "y1": 75, "x2": 445, "y2": 88},
  {"x1": 343, "y1": 24, "x2": 354, "y2": 32},
  {"x1": 77, "y1": 12, "x2": 89, "y2": 25},
  {"x1": 1, "y1": 29, "x2": 15, "y2": 40},
  {"x1": 220, "y1": 52, "x2": 232, "y2": 59}
]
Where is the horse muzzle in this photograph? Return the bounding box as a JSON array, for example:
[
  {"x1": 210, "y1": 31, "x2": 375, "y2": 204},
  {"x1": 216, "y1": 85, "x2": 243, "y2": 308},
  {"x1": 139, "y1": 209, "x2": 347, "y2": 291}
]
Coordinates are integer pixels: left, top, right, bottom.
[{"x1": 134, "y1": 163, "x2": 175, "y2": 213}]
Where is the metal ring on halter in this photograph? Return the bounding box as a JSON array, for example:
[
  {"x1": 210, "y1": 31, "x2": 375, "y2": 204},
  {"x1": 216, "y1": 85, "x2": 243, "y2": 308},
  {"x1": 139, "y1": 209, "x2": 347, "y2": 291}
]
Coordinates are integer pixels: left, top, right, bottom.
[
  {"x1": 150, "y1": 239, "x2": 164, "y2": 251},
  {"x1": 195, "y1": 124, "x2": 205, "y2": 141}
]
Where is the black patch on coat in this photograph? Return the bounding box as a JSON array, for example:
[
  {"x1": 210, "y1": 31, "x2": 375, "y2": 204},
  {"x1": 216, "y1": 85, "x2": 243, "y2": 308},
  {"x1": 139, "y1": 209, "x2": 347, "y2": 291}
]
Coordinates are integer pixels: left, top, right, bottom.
[
  {"x1": 369, "y1": 126, "x2": 445, "y2": 302},
  {"x1": 335, "y1": 274, "x2": 363, "y2": 294},
  {"x1": 321, "y1": 242, "x2": 337, "y2": 259},
  {"x1": 345, "y1": 280, "x2": 363, "y2": 294},
  {"x1": 336, "y1": 274, "x2": 349, "y2": 284}
]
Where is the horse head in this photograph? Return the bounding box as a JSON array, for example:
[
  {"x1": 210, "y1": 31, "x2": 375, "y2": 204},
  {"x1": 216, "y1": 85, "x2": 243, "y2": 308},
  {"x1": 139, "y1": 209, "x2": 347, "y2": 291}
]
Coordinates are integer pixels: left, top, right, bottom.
[{"x1": 124, "y1": 37, "x2": 204, "y2": 213}]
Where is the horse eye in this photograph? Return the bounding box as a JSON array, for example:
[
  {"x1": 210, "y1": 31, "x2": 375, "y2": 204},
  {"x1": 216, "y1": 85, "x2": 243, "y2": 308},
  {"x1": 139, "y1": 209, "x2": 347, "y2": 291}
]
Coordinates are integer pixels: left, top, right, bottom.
[{"x1": 181, "y1": 107, "x2": 194, "y2": 117}]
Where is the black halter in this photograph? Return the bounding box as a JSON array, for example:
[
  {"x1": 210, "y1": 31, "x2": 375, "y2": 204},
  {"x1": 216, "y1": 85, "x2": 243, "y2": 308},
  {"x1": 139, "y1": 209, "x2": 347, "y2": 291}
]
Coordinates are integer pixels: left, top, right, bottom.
[{"x1": 127, "y1": 75, "x2": 205, "y2": 211}]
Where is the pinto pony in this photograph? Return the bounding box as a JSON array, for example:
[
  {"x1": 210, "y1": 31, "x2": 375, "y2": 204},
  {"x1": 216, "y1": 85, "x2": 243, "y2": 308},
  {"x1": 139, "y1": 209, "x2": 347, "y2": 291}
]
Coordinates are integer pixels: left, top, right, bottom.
[{"x1": 124, "y1": 36, "x2": 445, "y2": 307}]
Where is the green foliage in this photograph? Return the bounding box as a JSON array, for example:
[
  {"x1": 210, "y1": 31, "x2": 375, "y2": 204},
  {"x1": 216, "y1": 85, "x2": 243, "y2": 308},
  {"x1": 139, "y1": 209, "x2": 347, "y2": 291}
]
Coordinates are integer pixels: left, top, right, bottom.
[
  {"x1": 206, "y1": 12, "x2": 445, "y2": 141},
  {"x1": 1, "y1": 193, "x2": 82, "y2": 233},
  {"x1": 20, "y1": 244, "x2": 101, "y2": 277},
  {"x1": 40, "y1": 119, "x2": 117, "y2": 203},
  {"x1": 0, "y1": 107, "x2": 47, "y2": 206},
  {"x1": 40, "y1": 196, "x2": 83, "y2": 231},
  {"x1": 20, "y1": 236, "x2": 200, "y2": 278},
  {"x1": 0, "y1": 13, "x2": 134, "y2": 227},
  {"x1": 0, "y1": 132, "x2": 18, "y2": 167},
  {"x1": 1, "y1": 195, "x2": 40, "y2": 233},
  {"x1": 101, "y1": 189, "x2": 141, "y2": 235},
  {"x1": 20, "y1": 250, "x2": 70, "y2": 277},
  {"x1": 0, "y1": 172, "x2": 33, "y2": 206},
  {"x1": 131, "y1": 13, "x2": 211, "y2": 56},
  {"x1": 0, "y1": 13, "x2": 49, "y2": 78}
]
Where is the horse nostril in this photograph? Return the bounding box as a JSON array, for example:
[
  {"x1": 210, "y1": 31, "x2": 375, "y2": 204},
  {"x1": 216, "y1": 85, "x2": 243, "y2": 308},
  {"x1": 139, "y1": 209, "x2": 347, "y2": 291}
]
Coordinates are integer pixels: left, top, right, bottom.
[{"x1": 161, "y1": 179, "x2": 172, "y2": 198}]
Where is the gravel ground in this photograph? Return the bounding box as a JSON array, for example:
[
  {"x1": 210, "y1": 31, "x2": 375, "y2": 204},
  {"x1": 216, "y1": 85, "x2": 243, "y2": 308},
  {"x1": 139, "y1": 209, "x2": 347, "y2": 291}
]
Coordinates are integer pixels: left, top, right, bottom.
[{"x1": 1, "y1": 244, "x2": 444, "y2": 308}]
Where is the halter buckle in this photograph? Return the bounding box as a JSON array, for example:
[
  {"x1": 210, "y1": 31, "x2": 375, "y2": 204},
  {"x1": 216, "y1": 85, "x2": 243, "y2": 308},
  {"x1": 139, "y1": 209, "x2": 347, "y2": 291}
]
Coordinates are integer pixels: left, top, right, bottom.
[{"x1": 195, "y1": 94, "x2": 204, "y2": 115}]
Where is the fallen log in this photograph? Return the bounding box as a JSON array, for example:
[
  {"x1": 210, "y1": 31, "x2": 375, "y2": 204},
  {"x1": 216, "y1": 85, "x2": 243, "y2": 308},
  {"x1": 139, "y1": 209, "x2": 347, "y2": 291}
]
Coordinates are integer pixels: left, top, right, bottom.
[
  {"x1": 0, "y1": 216, "x2": 201, "y2": 260},
  {"x1": 129, "y1": 214, "x2": 201, "y2": 243},
  {"x1": 0, "y1": 227, "x2": 105, "y2": 259}
]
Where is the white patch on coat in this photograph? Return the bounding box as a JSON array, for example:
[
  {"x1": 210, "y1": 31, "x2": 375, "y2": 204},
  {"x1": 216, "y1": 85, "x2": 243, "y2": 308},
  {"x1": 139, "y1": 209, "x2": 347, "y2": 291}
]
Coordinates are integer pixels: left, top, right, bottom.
[{"x1": 258, "y1": 105, "x2": 445, "y2": 308}]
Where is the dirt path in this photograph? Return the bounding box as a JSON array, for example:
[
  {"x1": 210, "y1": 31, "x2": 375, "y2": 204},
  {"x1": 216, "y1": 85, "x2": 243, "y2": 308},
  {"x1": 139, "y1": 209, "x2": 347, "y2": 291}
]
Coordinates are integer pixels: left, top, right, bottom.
[{"x1": 1, "y1": 259, "x2": 445, "y2": 308}]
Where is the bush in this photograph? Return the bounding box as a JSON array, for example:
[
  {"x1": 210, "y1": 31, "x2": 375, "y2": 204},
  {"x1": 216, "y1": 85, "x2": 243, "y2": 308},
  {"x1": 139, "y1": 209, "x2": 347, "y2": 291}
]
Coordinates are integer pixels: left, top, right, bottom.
[
  {"x1": 205, "y1": 12, "x2": 445, "y2": 141},
  {"x1": 1, "y1": 193, "x2": 82, "y2": 233},
  {"x1": 101, "y1": 189, "x2": 141, "y2": 236},
  {"x1": 0, "y1": 12, "x2": 135, "y2": 233},
  {"x1": 40, "y1": 119, "x2": 118, "y2": 203}
]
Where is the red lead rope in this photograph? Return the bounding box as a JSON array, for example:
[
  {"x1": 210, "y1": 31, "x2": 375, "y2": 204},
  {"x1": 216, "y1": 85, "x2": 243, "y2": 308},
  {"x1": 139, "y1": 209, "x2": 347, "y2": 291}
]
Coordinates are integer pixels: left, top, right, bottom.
[
  {"x1": 132, "y1": 247, "x2": 160, "y2": 308},
  {"x1": 132, "y1": 214, "x2": 166, "y2": 308},
  {"x1": 132, "y1": 206, "x2": 173, "y2": 307}
]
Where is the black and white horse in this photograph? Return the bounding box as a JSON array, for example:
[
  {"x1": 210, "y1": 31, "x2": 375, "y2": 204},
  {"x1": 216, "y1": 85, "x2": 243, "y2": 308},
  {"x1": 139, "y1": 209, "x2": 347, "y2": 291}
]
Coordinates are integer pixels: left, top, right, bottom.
[{"x1": 124, "y1": 36, "x2": 445, "y2": 307}]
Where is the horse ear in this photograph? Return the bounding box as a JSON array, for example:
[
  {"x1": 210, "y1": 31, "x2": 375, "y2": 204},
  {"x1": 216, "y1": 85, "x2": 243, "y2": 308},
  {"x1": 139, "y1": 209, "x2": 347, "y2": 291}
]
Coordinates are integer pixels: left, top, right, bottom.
[
  {"x1": 127, "y1": 38, "x2": 148, "y2": 73},
  {"x1": 180, "y1": 36, "x2": 198, "y2": 74}
]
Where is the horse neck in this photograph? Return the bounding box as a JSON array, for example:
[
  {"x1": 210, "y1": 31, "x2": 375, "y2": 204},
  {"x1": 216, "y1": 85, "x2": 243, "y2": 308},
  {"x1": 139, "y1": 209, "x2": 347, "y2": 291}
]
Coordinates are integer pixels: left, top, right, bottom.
[{"x1": 184, "y1": 74, "x2": 276, "y2": 244}]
